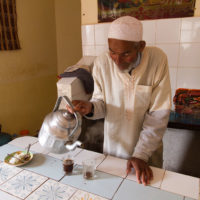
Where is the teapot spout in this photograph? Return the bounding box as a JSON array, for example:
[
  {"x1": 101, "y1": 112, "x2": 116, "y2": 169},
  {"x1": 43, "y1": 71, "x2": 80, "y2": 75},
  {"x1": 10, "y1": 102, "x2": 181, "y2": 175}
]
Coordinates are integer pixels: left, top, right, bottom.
[{"x1": 65, "y1": 141, "x2": 82, "y2": 151}]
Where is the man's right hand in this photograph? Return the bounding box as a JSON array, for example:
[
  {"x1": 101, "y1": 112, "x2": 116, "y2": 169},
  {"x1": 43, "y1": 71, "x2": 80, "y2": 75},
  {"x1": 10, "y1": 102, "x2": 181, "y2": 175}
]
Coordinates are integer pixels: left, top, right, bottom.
[{"x1": 66, "y1": 100, "x2": 93, "y2": 116}]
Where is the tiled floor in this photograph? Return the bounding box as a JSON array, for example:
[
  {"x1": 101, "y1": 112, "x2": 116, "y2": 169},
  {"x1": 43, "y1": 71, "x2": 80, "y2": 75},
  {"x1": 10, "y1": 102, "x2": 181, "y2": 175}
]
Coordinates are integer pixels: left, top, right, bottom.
[
  {"x1": 97, "y1": 155, "x2": 127, "y2": 178},
  {"x1": 0, "y1": 144, "x2": 25, "y2": 162},
  {"x1": 26, "y1": 179, "x2": 77, "y2": 200},
  {"x1": 71, "y1": 190, "x2": 108, "y2": 200},
  {"x1": 8, "y1": 136, "x2": 38, "y2": 149},
  {"x1": 30, "y1": 142, "x2": 50, "y2": 154},
  {"x1": 126, "y1": 166, "x2": 165, "y2": 188},
  {"x1": 113, "y1": 179, "x2": 184, "y2": 200},
  {"x1": 48, "y1": 147, "x2": 83, "y2": 160},
  {"x1": 21, "y1": 153, "x2": 66, "y2": 181},
  {"x1": 0, "y1": 170, "x2": 47, "y2": 199},
  {"x1": 0, "y1": 162, "x2": 22, "y2": 184},
  {"x1": 60, "y1": 166, "x2": 123, "y2": 199},
  {"x1": 0, "y1": 137, "x2": 199, "y2": 200},
  {"x1": 0, "y1": 190, "x2": 21, "y2": 200},
  {"x1": 74, "y1": 149, "x2": 106, "y2": 167},
  {"x1": 161, "y1": 170, "x2": 199, "y2": 199}
]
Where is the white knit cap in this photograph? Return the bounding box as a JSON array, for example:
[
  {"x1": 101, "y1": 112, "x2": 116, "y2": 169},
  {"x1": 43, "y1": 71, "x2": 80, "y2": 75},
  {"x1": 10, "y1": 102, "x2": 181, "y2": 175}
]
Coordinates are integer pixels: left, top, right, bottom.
[{"x1": 108, "y1": 16, "x2": 143, "y2": 42}]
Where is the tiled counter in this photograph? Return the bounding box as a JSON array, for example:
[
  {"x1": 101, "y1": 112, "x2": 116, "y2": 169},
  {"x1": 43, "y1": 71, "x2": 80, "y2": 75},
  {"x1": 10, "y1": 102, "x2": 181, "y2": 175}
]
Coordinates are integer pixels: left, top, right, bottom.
[{"x1": 0, "y1": 136, "x2": 199, "y2": 200}]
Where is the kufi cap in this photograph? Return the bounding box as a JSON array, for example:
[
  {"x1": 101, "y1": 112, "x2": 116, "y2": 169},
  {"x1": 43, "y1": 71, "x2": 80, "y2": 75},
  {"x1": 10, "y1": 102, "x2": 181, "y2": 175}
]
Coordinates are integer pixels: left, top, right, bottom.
[{"x1": 108, "y1": 16, "x2": 143, "y2": 42}]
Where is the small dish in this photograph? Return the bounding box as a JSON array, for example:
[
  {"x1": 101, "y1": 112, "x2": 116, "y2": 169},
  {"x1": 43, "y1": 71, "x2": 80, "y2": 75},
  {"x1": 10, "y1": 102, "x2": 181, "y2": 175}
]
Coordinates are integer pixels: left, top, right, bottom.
[{"x1": 4, "y1": 151, "x2": 33, "y2": 167}]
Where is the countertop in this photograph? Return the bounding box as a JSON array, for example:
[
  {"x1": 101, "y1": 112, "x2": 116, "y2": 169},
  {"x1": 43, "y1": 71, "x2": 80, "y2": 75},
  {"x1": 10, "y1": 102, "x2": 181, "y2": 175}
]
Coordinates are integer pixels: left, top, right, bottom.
[{"x1": 0, "y1": 136, "x2": 199, "y2": 200}]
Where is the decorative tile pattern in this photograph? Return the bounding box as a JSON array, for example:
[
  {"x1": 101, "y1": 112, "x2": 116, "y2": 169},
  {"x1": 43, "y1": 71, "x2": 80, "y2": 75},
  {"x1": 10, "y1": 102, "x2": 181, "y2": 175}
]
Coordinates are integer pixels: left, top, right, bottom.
[
  {"x1": 97, "y1": 155, "x2": 127, "y2": 178},
  {"x1": 0, "y1": 162, "x2": 22, "y2": 184},
  {"x1": 74, "y1": 149, "x2": 105, "y2": 167},
  {"x1": 8, "y1": 136, "x2": 38, "y2": 148},
  {"x1": 60, "y1": 167, "x2": 123, "y2": 199},
  {"x1": 21, "y1": 153, "x2": 65, "y2": 181},
  {"x1": 71, "y1": 190, "x2": 108, "y2": 200},
  {"x1": 0, "y1": 170, "x2": 47, "y2": 199},
  {"x1": 161, "y1": 171, "x2": 199, "y2": 199},
  {"x1": 0, "y1": 190, "x2": 21, "y2": 200},
  {"x1": 26, "y1": 179, "x2": 76, "y2": 200},
  {"x1": 126, "y1": 166, "x2": 165, "y2": 188},
  {"x1": 113, "y1": 179, "x2": 184, "y2": 200}
]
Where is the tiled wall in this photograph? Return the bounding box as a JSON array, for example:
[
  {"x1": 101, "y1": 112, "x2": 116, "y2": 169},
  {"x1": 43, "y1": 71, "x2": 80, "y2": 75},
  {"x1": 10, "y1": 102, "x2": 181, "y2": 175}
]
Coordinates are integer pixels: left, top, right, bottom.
[{"x1": 81, "y1": 17, "x2": 200, "y2": 110}]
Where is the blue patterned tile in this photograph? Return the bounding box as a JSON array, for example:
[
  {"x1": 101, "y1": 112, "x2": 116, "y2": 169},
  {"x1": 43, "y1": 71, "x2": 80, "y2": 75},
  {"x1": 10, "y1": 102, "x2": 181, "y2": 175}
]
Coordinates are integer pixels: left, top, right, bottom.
[
  {"x1": 0, "y1": 170, "x2": 47, "y2": 199},
  {"x1": 26, "y1": 179, "x2": 77, "y2": 200},
  {"x1": 60, "y1": 165, "x2": 123, "y2": 199},
  {"x1": 21, "y1": 153, "x2": 66, "y2": 181},
  {"x1": 113, "y1": 179, "x2": 184, "y2": 200},
  {"x1": 0, "y1": 162, "x2": 22, "y2": 184},
  {"x1": 71, "y1": 190, "x2": 108, "y2": 200},
  {"x1": 0, "y1": 190, "x2": 21, "y2": 200}
]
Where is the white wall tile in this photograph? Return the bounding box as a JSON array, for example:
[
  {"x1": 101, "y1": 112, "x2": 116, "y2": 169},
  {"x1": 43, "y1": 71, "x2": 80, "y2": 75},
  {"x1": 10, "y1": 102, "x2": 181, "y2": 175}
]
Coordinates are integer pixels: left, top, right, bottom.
[
  {"x1": 179, "y1": 43, "x2": 200, "y2": 67},
  {"x1": 156, "y1": 18, "x2": 181, "y2": 43},
  {"x1": 95, "y1": 23, "x2": 110, "y2": 45},
  {"x1": 82, "y1": 45, "x2": 96, "y2": 56},
  {"x1": 156, "y1": 44, "x2": 179, "y2": 67},
  {"x1": 95, "y1": 45, "x2": 108, "y2": 56},
  {"x1": 81, "y1": 17, "x2": 200, "y2": 95},
  {"x1": 181, "y1": 17, "x2": 200, "y2": 43},
  {"x1": 81, "y1": 25, "x2": 95, "y2": 45},
  {"x1": 169, "y1": 68, "x2": 177, "y2": 90},
  {"x1": 177, "y1": 68, "x2": 200, "y2": 89},
  {"x1": 142, "y1": 20, "x2": 156, "y2": 44}
]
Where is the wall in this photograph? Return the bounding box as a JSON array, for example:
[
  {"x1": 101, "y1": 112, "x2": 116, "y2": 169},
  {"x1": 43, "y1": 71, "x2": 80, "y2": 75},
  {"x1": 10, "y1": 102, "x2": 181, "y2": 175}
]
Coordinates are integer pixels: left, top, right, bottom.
[
  {"x1": 81, "y1": 0, "x2": 98, "y2": 25},
  {"x1": 55, "y1": 0, "x2": 82, "y2": 74},
  {"x1": 81, "y1": 17, "x2": 200, "y2": 109},
  {"x1": 0, "y1": 0, "x2": 57, "y2": 135},
  {"x1": 81, "y1": 0, "x2": 200, "y2": 25}
]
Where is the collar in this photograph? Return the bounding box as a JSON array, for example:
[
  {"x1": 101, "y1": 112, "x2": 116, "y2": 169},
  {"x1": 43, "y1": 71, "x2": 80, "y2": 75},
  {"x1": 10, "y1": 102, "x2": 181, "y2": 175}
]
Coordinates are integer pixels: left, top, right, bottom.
[{"x1": 123, "y1": 52, "x2": 141, "y2": 73}]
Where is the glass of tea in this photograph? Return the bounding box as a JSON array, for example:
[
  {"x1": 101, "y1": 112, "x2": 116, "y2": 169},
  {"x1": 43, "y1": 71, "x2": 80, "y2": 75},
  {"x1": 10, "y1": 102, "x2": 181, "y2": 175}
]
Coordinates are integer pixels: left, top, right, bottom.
[
  {"x1": 63, "y1": 158, "x2": 74, "y2": 174},
  {"x1": 82, "y1": 159, "x2": 96, "y2": 179}
]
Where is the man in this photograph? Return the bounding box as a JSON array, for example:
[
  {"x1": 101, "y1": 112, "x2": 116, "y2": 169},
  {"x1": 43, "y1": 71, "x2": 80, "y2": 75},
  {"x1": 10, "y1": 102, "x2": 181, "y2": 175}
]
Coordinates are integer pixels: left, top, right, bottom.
[{"x1": 69, "y1": 16, "x2": 171, "y2": 185}]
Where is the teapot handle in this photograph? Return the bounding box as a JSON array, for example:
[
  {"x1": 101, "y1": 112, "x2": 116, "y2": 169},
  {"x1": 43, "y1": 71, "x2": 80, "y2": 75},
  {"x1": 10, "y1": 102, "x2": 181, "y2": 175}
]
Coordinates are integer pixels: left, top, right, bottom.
[{"x1": 53, "y1": 96, "x2": 80, "y2": 138}]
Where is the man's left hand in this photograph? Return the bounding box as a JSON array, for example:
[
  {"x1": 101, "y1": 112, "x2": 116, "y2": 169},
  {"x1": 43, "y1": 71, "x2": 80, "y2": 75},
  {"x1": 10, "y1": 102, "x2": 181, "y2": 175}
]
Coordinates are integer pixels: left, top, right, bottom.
[{"x1": 126, "y1": 157, "x2": 153, "y2": 186}]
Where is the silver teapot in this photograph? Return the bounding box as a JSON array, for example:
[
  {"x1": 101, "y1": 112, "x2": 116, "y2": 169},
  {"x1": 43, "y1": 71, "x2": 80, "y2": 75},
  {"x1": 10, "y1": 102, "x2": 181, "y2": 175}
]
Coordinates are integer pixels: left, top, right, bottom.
[{"x1": 38, "y1": 96, "x2": 82, "y2": 154}]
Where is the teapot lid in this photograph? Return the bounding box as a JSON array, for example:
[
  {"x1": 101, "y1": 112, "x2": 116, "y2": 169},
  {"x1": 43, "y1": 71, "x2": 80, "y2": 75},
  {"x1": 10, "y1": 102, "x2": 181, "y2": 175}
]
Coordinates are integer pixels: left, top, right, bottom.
[{"x1": 53, "y1": 110, "x2": 76, "y2": 129}]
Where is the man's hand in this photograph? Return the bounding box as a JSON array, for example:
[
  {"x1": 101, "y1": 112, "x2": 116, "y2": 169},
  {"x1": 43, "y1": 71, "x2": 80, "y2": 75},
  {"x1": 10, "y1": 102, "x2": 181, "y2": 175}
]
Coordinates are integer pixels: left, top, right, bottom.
[
  {"x1": 66, "y1": 100, "x2": 93, "y2": 116},
  {"x1": 126, "y1": 157, "x2": 153, "y2": 186}
]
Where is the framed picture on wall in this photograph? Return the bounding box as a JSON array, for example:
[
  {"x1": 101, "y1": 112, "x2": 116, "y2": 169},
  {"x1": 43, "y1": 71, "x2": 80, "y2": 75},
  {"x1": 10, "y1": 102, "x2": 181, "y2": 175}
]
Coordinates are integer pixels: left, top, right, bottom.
[{"x1": 98, "y1": 0, "x2": 196, "y2": 22}]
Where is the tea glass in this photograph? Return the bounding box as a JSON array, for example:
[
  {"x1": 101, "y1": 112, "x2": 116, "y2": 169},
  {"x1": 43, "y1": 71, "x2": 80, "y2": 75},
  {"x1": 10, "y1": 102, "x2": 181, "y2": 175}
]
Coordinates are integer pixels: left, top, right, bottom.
[{"x1": 82, "y1": 159, "x2": 96, "y2": 179}]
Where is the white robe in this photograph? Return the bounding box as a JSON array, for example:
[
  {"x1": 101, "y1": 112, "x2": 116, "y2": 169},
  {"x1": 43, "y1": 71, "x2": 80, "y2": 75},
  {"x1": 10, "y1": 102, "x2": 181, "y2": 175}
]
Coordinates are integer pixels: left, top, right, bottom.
[{"x1": 86, "y1": 46, "x2": 171, "y2": 161}]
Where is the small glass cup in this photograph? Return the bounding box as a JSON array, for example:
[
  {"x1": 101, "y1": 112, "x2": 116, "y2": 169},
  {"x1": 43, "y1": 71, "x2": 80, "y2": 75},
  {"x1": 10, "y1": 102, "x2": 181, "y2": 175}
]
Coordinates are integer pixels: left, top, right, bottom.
[
  {"x1": 82, "y1": 159, "x2": 96, "y2": 180},
  {"x1": 63, "y1": 156, "x2": 74, "y2": 174}
]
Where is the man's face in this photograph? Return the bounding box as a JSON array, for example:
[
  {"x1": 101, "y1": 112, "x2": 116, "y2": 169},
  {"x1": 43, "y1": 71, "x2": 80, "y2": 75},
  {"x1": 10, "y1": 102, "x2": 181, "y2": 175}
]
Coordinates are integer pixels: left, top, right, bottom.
[{"x1": 108, "y1": 38, "x2": 145, "y2": 71}]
